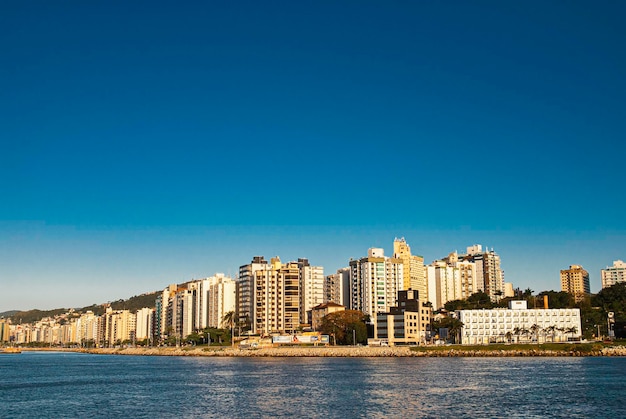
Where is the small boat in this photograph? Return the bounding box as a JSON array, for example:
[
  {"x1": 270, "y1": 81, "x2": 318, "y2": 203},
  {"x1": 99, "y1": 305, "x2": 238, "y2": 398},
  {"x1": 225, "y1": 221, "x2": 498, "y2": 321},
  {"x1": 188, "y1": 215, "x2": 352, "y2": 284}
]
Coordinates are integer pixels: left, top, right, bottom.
[{"x1": 0, "y1": 347, "x2": 22, "y2": 354}]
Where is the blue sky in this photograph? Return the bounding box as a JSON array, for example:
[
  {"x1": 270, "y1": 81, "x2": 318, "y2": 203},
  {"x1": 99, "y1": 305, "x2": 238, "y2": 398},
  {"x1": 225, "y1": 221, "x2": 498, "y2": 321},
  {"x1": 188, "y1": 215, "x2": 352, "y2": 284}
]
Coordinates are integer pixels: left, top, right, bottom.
[{"x1": 1, "y1": 1, "x2": 625, "y2": 311}]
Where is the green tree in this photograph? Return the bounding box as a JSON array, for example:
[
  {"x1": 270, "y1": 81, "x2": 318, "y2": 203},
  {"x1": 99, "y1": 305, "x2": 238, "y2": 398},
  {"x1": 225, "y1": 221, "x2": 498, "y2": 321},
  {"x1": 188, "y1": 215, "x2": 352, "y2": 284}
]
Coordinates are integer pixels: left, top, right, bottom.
[
  {"x1": 536, "y1": 291, "x2": 575, "y2": 309},
  {"x1": 466, "y1": 291, "x2": 493, "y2": 309},
  {"x1": 222, "y1": 311, "x2": 237, "y2": 346},
  {"x1": 544, "y1": 325, "x2": 556, "y2": 342},
  {"x1": 431, "y1": 316, "x2": 464, "y2": 344},
  {"x1": 530, "y1": 324, "x2": 541, "y2": 343},
  {"x1": 319, "y1": 310, "x2": 368, "y2": 345}
]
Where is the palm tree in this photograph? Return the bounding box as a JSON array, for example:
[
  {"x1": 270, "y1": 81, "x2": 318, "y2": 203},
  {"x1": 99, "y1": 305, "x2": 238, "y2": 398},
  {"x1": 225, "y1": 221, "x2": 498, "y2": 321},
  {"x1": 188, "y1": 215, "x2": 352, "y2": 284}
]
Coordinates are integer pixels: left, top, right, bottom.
[
  {"x1": 545, "y1": 325, "x2": 556, "y2": 342},
  {"x1": 222, "y1": 311, "x2": 237, "y2": 347},
  {"x1": 520, "y1": 327, "x2": 530, "y2": 343},
  {"x1": 505, "y1": 331, "x2": 513, "y2": 344},
  {"x1": 530, "y1": 324, "x2": 541, "y2": 343},
  {"x1": 565, "y1": 326, "x2": 578, "y2": 341},
  {"x1": 513, "y1": 327, "x2": 521, "y2": 344}
]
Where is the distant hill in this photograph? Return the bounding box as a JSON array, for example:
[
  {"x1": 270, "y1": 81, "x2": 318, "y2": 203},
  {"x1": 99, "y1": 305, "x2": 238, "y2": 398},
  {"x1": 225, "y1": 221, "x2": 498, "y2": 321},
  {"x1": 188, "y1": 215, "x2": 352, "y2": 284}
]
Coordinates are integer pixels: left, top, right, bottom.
[
  {"x1": 7, "y1": 291, "x2": 160, "y2": 324},
  {"x1": 9, "y1": 308, "x2": 69, "y2": 324}
]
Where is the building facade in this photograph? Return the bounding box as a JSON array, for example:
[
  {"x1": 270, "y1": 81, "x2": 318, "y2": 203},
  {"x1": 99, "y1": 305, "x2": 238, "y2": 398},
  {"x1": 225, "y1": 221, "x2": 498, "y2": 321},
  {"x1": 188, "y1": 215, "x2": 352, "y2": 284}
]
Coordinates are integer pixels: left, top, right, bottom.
[
  {"x1": 375, "y1": 290, "x2": 432, "y2": 345},
  {"x1": 393, "y1": 238, "x2": 427, "y2": 302},
  {"x1": 601, "y1": 260, "x2": 626, "y2": 289},
  {"x1": 462, "y1": 245, "x2": 504, "y2": 301},
  {"x1": 349, "y1": 248, "x2": 404, "y2": 335},
  {"x1": 560, "y1": 265, "x2": 590, "y2": 301},
  {"x1": 325, "y1": 267, "x2": 351, "y2": 307},
  {"x1": 457, "y1": 301, "x2": 582, "y2": 345}
]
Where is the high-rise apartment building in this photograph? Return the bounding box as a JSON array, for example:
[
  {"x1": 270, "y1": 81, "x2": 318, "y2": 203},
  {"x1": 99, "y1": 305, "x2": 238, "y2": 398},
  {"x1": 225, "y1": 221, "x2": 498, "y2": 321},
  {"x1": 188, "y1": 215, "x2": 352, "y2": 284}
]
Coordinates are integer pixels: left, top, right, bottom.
[
  {"x1": 155, "y1": 284, "x2": 177, "y2": 342},
  {"x1": 237, "y1": 256, "x2": 271, "y2": 329},
  {"x1": 0, "y1": 319, "x2": 10, "y2": 342},
  {"x1": 102, "y1": 307, "x2": 136, "y2": 346},
  {"x1": 461, "y1": 245, "x2": 504, "y2": 301},
  {"x1": 427, "y1": 261, "x2": 459, "y2": 310},
  {"x1": 560, "y1": 265, "x2": 590, "y2": 301},
  {"x1": 325, "y1": 267, "x2": 351, "y2": 307},
  {"x1": 426, "y1": 252, "x2": 478, "y2": 310},
  {"x1": 601, "y1": 260, "x2": 626, "y2": 289},
  {"x1": 393, "y1": 238, "x2": 427, "y2": 302},
  {"x1": 298, "y1": 258, "x2": 325, "y2": 325},
  {"x1": 135, "y1": 307, "x2": 154, "y2": 341},
  {"x1": 206, "y1": 273, "x2": 237, "y2": 328},
  {"x1": 349, "y1": 248, "x2": 403, "y2": 335},
  {"x1": 237, "y1": 256, "x2": 323, "y2": 335}
]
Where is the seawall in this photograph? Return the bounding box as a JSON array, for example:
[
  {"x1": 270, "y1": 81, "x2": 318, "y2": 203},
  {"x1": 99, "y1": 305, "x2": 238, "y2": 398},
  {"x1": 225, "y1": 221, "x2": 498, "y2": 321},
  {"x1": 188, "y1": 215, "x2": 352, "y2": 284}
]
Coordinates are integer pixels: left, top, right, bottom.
[{"x1": 63, "y1": 345, "x2": 626, "y2": 357}]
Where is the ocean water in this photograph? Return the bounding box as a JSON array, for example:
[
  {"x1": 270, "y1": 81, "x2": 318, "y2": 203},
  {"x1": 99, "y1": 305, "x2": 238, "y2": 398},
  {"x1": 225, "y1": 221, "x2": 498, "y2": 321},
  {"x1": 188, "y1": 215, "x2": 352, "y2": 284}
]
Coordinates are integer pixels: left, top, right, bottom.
[{"x1": 1, "y1": 351, "x2": 624, "y2": 418}]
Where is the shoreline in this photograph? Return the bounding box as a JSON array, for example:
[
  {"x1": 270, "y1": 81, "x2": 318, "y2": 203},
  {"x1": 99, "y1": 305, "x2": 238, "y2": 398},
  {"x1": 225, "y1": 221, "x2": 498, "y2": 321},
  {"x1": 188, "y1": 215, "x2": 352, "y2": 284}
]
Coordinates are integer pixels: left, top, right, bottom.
[{"x1": 23, "y1": 345, "x2": 626, "y2": 357}]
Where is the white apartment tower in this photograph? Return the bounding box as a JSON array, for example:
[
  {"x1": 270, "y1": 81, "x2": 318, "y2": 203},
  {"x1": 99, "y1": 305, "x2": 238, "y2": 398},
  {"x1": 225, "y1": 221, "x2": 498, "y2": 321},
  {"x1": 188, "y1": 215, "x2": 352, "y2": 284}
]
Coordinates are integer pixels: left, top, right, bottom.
[
  {"x1": 207, "y1": 273, "x2": 237, "y2": 328},
  {"x1": 298, "y1": 258, "x2": 325, "y2": 325},
  {"x1": 427, "y1": 253, "x2": 478, "y2": 310},
  {"x1": 349, "y1": 248, "x2": 403, "y2": 335},
  {"x1": 135, "y1": 307, "x2": 154, "y2": 341},
  {"x1": 601, "y1": 260, "x2": 626, "y2": 289}
]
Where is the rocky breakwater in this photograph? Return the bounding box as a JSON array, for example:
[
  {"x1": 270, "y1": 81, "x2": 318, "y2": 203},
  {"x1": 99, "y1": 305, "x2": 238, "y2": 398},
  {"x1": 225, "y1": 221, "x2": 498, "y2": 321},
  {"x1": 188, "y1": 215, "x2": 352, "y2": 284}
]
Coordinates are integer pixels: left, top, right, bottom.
[
  {"x1": 80, "y1": 346, "x2": 416, "y2": 357},
  {"x1": 76, "y1": 345, "x2": 626, "y2": 357}
]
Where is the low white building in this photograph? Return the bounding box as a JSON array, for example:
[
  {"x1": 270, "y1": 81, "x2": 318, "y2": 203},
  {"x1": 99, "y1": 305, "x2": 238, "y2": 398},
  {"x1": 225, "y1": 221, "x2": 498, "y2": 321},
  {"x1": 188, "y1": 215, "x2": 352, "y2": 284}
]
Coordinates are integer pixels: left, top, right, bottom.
[{"x1": 457, "y1": 300, "x2": 582, "y2": 345}]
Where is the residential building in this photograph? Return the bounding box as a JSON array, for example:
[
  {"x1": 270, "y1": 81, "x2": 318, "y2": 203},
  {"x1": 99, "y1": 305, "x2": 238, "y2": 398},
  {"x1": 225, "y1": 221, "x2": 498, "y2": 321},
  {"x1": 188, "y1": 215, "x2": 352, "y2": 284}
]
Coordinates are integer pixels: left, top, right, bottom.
[
  {"x1": 427, "y1": 261, "x2": 459, "y2": 310},
  {"x1": 349, "y1": 248, "x2": 403, "y2": 336},
  {"x1": 238, "y1": 256, "x2": 324, "y2": 335},
  {"x1": 102, "y1": 308, "x2": 136, "y2": 345},
  {"x1": 135, "y1": 307, "x2": 154, "y2": 342},
  {"x1": 172, "y1": 288, "x2": 195, "y2": 339},
  {"x1": 376, "y1": 290, "x2": 432, "y2": 345},
  {"x1": 0, "y1": 319, "x2": 10, "y2": 342},
  {"x1": 393, "y1": 238, "x2": 427, "y2": 302},
  {"x1": 426, "y1": 253, "x2": 477, "y2": 310},
  {"x1": 298, "y1": 258, "x2": 325, "y2": 326},
  {"x1": 560, "y1": 265, "x2": 590, "y2": 301},
  {"x1": 601, "y1": 260, "x2": 626, "y2": 289},
  {"x1": 325, "y1": 267, "x2": 351, "y2": 308},
  {"x1": 461, "y1": 245, "x2": 504, "y2": 301},
  {"x1": 206, "y1": 273, "x2": 237, "y2": 328},
  {"x1": 76, "y1": 310, "x2": 99, "y2": 346},
  {"x1": 155, "y1": 284, "x2": 177, "y2": 342},
  {"x1": 237, "y1": 256, "x2": 271, "y2": 329},
  {"x1": 457, "y1": 300, "x2": 582, "y2": 345}
]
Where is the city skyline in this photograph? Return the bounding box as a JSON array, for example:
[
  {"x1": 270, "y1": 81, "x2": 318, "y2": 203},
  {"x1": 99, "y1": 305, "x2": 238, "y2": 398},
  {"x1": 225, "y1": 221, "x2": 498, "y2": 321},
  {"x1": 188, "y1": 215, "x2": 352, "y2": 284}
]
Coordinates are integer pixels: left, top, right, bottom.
[{"x1": 2, "y1": 2, "x2": 625, "y2": 311}]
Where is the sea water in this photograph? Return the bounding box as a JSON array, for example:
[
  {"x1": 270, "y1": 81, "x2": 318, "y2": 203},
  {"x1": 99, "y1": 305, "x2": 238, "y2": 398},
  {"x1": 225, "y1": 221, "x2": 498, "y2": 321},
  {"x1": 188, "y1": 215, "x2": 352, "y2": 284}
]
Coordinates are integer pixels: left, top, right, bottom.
[{"x1": 1, "y1": 351, "x2": 624, "y2": 418}]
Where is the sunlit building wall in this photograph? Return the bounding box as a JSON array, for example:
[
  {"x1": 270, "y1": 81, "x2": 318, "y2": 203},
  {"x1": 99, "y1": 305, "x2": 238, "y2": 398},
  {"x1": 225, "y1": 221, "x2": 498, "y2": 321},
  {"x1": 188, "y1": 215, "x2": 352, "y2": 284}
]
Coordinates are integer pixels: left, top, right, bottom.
[
  {"x1": 560, "y1": 265, "x2": 590, "y2": 302},
  {"x1": 349, "y1": 248, "x2": 404, "y2": 336},
  {"x1": 393, "y1": 238, "x2": 427, "y2": 302},
  {"x1": 601, "y1": 260, "x2": 626, "y2": 289}
]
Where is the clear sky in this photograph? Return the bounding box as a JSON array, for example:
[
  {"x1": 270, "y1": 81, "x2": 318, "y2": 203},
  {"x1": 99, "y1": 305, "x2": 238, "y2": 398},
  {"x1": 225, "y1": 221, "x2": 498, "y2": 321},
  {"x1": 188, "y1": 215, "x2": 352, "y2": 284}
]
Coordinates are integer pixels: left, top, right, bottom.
[{"x1": 1, "y1": 1, "x2": 625, "y2": 312}]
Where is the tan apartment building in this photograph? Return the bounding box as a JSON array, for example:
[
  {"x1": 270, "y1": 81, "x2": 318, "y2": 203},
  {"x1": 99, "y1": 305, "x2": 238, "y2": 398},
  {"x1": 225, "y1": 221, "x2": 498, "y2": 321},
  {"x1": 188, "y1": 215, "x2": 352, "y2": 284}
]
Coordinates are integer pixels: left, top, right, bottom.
[
  {"x1": 560, "y1": 265, "x2": 590, "y2": 301},
  {"x1": 393, "y1": 237, "x2": 427, "y2": 302}
]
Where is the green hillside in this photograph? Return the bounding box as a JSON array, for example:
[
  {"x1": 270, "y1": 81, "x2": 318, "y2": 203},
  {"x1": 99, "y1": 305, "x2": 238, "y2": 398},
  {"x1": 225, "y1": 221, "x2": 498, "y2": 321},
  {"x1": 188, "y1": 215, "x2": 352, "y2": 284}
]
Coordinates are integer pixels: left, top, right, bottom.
[{"x1": 7, "y1": 291, "x2": 160, "y2": 324}]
